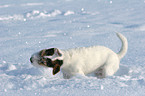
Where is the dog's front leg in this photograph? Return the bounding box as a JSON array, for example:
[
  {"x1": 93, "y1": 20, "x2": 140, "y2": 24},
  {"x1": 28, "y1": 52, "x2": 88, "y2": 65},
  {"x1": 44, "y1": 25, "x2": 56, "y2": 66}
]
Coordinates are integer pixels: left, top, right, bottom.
[
  {"x1": 63, "y1": 70, "x2": 85, "y2": 79},
  {"x1": 63, "y1": 73, "x2": 71, "y2": 79},
  {"x1": 70, "y1": 70, "x2": 86, "y2": 79}
]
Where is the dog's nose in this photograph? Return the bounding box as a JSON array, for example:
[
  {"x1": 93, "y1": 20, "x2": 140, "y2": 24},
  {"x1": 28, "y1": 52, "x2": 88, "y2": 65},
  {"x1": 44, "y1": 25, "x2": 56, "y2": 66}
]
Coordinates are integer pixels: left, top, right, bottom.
[{"x1": 30, "y1": 57, "x2": 33, "y2": 63}]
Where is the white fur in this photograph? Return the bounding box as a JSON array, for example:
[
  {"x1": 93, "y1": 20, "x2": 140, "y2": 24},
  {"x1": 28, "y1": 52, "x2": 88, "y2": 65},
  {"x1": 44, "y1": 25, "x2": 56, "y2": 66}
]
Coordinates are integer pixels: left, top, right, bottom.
[{"x1": 60, "y1": 33, "x2": 128, "y2": 79}]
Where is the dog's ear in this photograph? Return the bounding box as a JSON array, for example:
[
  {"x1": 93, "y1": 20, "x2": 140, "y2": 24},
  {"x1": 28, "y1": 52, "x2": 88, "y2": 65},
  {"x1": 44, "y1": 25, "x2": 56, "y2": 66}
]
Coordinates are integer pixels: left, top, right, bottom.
[
  {"x1": 55, "y1": 48, "x2": 62, "y2": 57},
  {"x1": 53, "y1": 64, "x2": 60, "y2": 75}
]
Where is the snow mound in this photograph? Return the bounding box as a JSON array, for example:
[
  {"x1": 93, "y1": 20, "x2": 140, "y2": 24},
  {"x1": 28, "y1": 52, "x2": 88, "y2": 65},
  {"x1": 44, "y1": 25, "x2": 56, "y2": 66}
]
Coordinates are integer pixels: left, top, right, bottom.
[
  {"x1": 0, "y1": 10, "x2": 75, "y2": 21},
  {"x1": 1, "y1": 62, "x2": 145, "y2": 96},
  {"x1": 0, "y1": 15, "x2": 24, "y2": 21},
  {"x1": 25, "y1": 10, "x2": 62, "y2": 19}
]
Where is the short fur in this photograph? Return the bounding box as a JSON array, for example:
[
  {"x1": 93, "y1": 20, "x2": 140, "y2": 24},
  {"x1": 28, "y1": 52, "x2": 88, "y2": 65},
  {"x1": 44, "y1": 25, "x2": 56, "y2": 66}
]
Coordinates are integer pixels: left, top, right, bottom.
[{"x1": 30, "y1": 33, "x2": 128, "y2": 79}]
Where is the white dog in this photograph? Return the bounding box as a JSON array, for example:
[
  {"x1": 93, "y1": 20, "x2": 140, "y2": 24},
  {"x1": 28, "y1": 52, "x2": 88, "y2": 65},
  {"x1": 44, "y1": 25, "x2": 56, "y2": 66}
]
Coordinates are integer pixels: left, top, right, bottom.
[{"x1": 30, "y1": 33, "x2": 128, "y2": 79}]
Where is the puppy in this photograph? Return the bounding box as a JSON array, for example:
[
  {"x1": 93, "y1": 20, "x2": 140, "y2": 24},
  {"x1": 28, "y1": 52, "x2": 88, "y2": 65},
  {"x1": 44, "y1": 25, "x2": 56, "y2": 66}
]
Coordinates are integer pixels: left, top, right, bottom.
[{"x1": 30, "y1": 33, "x2": 128, "y2": 79}]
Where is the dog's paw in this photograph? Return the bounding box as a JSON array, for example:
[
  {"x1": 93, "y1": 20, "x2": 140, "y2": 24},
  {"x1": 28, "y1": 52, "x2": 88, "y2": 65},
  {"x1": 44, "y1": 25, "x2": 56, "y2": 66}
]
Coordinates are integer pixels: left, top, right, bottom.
[{"x1": 95, "y1": 68, "x2": 105, "y2": 79}]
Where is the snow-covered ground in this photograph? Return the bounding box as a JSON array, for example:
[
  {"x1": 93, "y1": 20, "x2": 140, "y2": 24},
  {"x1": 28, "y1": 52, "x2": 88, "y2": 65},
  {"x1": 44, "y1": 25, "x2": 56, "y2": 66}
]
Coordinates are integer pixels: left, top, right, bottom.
[{"x1": 0, "y1": 0, "x2": 145, "y2": 95}]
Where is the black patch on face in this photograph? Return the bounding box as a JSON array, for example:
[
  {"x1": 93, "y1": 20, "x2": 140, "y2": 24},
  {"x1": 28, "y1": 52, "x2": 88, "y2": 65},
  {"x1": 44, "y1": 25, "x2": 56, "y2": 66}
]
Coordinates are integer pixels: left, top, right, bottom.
[
  {"x1": 39, "y1": 48, "x2": 55, "y2": 57},
  {"x1": 45, "y1": 48, "x2": 55, "y2": 56},
  {"x1": 46, "y1": 58, "x2": 54, "y2": 67}
]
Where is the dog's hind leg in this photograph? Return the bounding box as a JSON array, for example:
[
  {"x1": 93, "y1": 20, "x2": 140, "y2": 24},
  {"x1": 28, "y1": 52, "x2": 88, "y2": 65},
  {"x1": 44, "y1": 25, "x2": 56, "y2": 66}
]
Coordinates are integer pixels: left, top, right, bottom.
[
  {"x1": 96, "y1": 54, "x2": 120, "y2": 78},
  {"x1": 104, "y1": 55, "x2": 119, "y2": 77}
]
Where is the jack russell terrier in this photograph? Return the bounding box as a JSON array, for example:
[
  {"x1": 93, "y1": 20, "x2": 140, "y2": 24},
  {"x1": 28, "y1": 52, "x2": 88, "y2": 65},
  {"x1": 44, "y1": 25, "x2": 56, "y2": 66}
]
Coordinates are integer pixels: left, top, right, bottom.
[{"x1": 30, "y1": 33, "x2": 128, "y2": 79}]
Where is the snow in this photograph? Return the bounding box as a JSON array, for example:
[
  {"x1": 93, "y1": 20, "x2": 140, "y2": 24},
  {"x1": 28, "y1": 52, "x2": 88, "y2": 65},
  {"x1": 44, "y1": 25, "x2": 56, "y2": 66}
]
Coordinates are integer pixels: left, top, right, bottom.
[{"x1": 0, "y1": 0, "x2": 145, "y2": 96}]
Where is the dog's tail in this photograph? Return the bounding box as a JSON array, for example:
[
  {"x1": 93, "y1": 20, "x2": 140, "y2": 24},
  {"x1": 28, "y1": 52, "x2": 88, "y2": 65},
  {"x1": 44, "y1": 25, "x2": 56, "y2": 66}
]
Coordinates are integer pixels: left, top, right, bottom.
[{"x1": 116, "y1": 33, "x2": 128, "y2": 59}]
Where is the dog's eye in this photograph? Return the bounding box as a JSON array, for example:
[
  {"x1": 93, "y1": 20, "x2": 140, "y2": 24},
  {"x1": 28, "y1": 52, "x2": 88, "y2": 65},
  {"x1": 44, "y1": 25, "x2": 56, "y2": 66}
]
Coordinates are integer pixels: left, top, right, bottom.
[{"x1": 39, "y1": 57, "x2": 53, "y2": 67}]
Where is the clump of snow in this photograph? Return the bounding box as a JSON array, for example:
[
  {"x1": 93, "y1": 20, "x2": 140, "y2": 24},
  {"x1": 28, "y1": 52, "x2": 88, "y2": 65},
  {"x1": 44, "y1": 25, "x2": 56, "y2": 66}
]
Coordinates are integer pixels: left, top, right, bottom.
[
  {"x1": 7, "y1": 64, "x2": 17, "y2": 71},
  {"x1": 0, "y1": 10, "x2": 75, "y2": 21},
  {"x1": 64, "y1": 11, "x2": 75, "y2": 16},
  {"x1": 25, "y1": 10, "x2": 74, "y2": 19},
  {"x1": 2, "y1": 61, "x2": 6, "y2": 64},
  {"x1": 110, "y1": 1, "x2": 113, "y2": 4}
]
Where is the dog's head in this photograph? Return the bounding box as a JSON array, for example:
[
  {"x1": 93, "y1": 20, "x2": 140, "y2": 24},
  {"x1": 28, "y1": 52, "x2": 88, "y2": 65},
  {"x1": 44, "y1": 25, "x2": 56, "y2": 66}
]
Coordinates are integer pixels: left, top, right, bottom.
[{"x1": 30, "y1": 48, "x2": 63, "y2": 75}]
